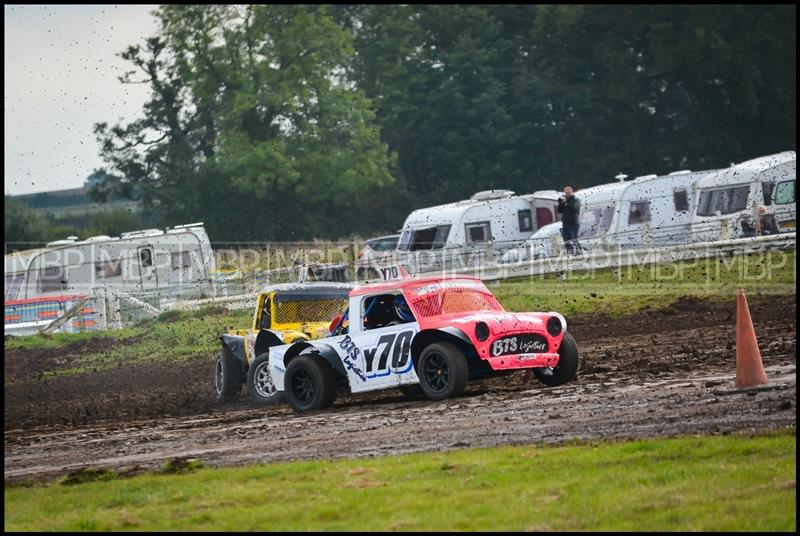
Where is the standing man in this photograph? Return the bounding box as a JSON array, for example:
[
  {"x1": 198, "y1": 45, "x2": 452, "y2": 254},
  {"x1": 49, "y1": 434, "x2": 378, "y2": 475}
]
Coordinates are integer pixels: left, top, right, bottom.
[{"x1": 557, "y1": 186, "x2": 582, "y2": 254}]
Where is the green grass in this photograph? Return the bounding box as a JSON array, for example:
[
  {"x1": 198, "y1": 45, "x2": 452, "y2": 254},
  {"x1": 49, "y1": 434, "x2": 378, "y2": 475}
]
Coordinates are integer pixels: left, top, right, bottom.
[
  {"x1": 4, "y1": 306, "x2": 251, "y2": 382},
  {"x1": 493, "y1": 249, "x2": 796, "y2": 316},
  {"x1": 4, "y1": 431, "x2": 795, "y2": 531},
  {"x1": 2, "y1": 327, "x2": 141, "y2": 351}
]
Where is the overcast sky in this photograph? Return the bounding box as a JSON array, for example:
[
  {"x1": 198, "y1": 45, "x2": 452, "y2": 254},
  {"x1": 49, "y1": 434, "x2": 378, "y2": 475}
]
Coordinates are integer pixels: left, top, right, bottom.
[{"x1": 4, "y1": 4, "x2": 158, "y2": 196}]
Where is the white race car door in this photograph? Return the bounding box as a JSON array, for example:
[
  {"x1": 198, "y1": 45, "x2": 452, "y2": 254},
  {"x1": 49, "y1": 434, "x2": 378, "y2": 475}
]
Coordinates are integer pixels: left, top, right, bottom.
[{"x1": 344, "y1": 321, "x2": 419, "y2": 394}]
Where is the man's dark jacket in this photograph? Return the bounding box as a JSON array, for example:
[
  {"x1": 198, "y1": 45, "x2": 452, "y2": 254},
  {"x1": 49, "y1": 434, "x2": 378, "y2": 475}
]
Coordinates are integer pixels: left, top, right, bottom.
[{"x1": 558, "y1": 196, "x2": 581, "y2": 227}]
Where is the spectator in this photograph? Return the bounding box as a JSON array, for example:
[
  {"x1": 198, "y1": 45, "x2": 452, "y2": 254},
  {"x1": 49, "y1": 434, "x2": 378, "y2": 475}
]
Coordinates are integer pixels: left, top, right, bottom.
[
  {"x1": 557, "y1": 186, "x2": 582, "y2": 254},
  {"x1": 757, "y1": 205, "x2": 779, "y2": 235},
  {"x1": 740, "y1": 213, "x2": 757, "y2": 238}
]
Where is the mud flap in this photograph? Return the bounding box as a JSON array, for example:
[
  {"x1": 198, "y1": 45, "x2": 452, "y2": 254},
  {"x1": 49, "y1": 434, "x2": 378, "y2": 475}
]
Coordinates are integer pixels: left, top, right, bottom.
[{"x1": 220, "y1": 334, "x2": 246, "y2": 365}]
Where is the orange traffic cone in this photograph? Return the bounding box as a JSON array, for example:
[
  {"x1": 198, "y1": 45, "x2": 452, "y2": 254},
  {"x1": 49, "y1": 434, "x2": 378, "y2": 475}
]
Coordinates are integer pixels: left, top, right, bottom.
[{"x1": 735, "y1": 288, "x2": 768, "y2": 388}]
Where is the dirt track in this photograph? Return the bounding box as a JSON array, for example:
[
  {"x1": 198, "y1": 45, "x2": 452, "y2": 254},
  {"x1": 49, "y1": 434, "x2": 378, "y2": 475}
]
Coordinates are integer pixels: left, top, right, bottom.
[{"x1": 4, "y1": 296, "x2": 796, "y2": 482}]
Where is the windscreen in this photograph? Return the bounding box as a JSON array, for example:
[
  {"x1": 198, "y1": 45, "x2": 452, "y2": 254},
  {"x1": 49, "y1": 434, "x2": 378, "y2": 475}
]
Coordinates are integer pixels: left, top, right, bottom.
[
  {"x1": 367, "y1": 237, "x2": 398, "y2": 252},
  {"x1": 273, "y1": 294, "x2": 348, "y2": 324},
  {"x1": 407, "y1": 280, "x2": 503, "y2": 317},
  {"x1": 398, "y1": 225, "x2": 450, "y2": 251}
]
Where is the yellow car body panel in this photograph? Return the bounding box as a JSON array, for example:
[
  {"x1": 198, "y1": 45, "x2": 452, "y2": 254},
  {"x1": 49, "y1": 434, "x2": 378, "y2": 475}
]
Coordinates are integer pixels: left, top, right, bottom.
[{"x1": 228, "y1": 287, "x2": 349, "y2": 365}]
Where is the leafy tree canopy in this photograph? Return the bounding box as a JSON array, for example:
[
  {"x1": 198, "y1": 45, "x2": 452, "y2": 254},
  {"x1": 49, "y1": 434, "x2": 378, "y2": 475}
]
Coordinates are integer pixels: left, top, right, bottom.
[{"x1": 96, "y1": 5, "x2": 796, "y2": 240}]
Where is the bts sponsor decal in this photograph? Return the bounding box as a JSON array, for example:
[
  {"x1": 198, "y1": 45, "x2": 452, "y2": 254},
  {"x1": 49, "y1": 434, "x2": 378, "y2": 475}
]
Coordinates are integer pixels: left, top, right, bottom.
[
  {"x1": 490, "y1": 334, "x2": 549, "y2": 357},
  {"x1": 337, "y1": 336, "x2": 367, "y2": 382}
]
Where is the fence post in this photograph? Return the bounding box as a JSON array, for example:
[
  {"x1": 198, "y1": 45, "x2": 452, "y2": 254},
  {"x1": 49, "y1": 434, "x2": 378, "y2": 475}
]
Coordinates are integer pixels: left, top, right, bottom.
[
  {"x1": 551, "y1": 234, "x2": 561, "y2": 257},
  {"x1": 93, "y1": 287, "x2": 107, "y2": 331}
]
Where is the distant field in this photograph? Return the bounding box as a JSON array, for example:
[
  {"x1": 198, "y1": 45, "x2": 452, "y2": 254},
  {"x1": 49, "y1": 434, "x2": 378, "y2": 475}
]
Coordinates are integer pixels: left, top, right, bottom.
[{"x1": 4, "y1": 431, "x2": 795, "y2": 531}]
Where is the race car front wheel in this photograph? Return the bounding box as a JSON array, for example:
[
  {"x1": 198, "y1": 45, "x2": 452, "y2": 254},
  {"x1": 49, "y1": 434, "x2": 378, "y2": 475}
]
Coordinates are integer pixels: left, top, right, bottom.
[
  {"x1": 284, "y1": 355, "x2": 337, "y2": 412},
  {"x1": 214, "y1": 350, "x2": 244, "y2": 401},
  {"x1": 417, "y1": 342, "x2": 469, "y2": 401},
  {"x1": 534, "y1": 331, "x2": 579, "y2": 387},
  {"x1": 247, "y1": 353, "x2": 286, "y2": 405}
]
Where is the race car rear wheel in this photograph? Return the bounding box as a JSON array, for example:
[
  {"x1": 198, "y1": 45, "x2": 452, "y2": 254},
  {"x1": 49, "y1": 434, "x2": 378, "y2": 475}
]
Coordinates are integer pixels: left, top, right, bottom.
[
  {"x1": 284, "y1": 355, "x2": 337, "y2": 412},
  {"x1": 247, "y1": 353, "x2": 285, "y2": 405},
  {"x1": 534, "y1": 331, "x2": 579, "y2": 387},
  {"x1": 417, "y1": 342, "x2": 468, "y2": 401},
  {"x1": 214, "y1": 350, "x2": 244, "y2": 401}
]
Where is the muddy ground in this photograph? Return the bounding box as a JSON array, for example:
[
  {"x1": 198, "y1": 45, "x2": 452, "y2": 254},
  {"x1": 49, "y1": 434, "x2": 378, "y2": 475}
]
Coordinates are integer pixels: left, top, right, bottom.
[{"x1": 4, "y1": 295, "x2": 796, "y2": 482}]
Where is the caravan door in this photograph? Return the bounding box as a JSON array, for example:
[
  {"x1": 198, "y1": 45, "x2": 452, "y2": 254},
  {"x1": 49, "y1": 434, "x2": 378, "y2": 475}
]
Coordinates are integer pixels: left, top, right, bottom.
[
  {"x1": 532, "y1": 197, "x2": 558, "y2": 230},
  {"x1": 771, "y1": 177, "x2": 796, "y2": 232}
]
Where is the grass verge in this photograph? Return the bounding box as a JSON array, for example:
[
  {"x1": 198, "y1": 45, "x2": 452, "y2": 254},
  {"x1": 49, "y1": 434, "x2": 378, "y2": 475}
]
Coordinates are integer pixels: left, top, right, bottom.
[
  {"x1": 4, "y1": 430, "x2": 796, "y2": 531},
  {"x1": 4, "y1": 306, "x2": 251, "y2": 382},
  {"x1": 493, "y1": 249, "x2": 795, "y2": 316}
]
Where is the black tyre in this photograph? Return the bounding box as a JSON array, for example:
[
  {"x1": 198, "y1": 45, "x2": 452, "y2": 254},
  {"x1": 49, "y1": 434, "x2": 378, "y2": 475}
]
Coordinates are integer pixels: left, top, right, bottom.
[
  {"x1": 398, "y1": 383, "x2": 424, "y2": 399},
  {"x1": 214, "y1": 350, "x2": 244, "y2": 401},
  {"x1": 247, "y1": 353, "x2": 286, "y2": 405},
  {"x1": 417, "y1": 342, "x2": 469, "y2": 401},
  {"x1": 534, "y1": 331, "x2": 579, "y2": 387},
  {"x1": 284, "y1": 355, "x2": 337, "y2": 412}
]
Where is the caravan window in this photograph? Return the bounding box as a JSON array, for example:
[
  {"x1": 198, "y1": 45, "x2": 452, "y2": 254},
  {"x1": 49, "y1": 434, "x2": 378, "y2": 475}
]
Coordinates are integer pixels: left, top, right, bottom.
[
  {"x1": 171, "y1": 250, "x2": 192, "y2": 270},
  {"x1": 518, "y1": 209, "x2": 533, "y2": 232},
  {"x1": 628, "y1": 201, "x2": 651, "y2": 225},
  {"x1": 398, "y1": 225, "x2": 451, "y2": 251},
  {"x1": 38, "y1": 266, "x2": 68, "y2": 293},
  {"x1": 773, "y1": 180, "x2": 795, "y2": 205},
  {"x1": 762, "y1": 182, "x2": 775, "y2": 206},
  {"x1": 95, "y1": 259, "x2": 122, "y2": 278},
  {"x1": 432, "y1": 225, "x2": 450, "y2": 248},
  {"x1": 673, "y1": 189, "x2": 689, "y2": 212},
  {"x1": 5, "y1": 274, "x2": 24, "y2": 301},
  {"x1": 580, "y1": 205, "x2": 615, "y2": 238},
  {"x1": 697, "y1": 186, "x2": 751, "y2": 216},
  {"x1": 140, "y1": 248, "x2": 153, "y2": 267},
  {"x1": 465, "y1": 222, "x2": 491, "y2": 244}
]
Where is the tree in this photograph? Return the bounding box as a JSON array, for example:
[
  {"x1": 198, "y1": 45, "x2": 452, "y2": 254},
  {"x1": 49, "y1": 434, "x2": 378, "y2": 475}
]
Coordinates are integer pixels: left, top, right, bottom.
[
  {"x1": 4, "y1": 196, "x2": 46, "y2": 251},
  {"x1": 338, "y1": 5, "x2": 795, "y2": 199},
  {"x1": 97, "y1": 5, "x2": 795, "y2": 240},
  {"x1": 95, "y1": 5, "x2": 396, "y2": 241}
]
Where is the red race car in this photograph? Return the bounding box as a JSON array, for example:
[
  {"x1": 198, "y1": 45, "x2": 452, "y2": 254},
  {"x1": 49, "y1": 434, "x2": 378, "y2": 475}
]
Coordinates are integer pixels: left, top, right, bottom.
[{"x1": 264, "y1": 276, "x2": 579, "y2": 412}]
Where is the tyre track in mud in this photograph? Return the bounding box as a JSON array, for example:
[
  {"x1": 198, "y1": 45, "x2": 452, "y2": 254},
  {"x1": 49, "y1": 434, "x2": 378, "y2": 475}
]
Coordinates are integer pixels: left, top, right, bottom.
[{"x1": 4, "y1": 296, "x2": 796, "y2": 482}]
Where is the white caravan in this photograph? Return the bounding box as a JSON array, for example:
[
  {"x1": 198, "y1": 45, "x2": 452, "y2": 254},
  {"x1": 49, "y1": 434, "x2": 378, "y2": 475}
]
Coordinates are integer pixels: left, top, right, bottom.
[
  {"x1": 396, "y1": 189, "x2": 561, "y2": 269},
  {"x1": 4, "y1": 223, "x2": 216, "y2": 303},
  {"x1": 501, "y1": 168, "x2": 717, "y2": 262},
  {"x1": 690, "y1": 151, "x2": 796, "y2": 242},
  {"x1": 612, "y1": 168, "x2": 719, "y2": 248}
]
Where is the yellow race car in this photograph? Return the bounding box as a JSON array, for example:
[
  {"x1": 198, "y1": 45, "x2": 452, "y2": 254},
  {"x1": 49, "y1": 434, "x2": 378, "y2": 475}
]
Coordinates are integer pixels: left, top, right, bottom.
[{"x1": 215, "y1": 283, "x2": 351, "y2": 403}]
